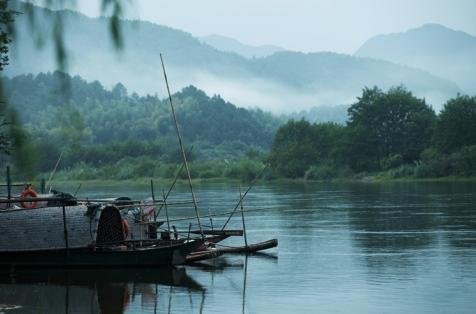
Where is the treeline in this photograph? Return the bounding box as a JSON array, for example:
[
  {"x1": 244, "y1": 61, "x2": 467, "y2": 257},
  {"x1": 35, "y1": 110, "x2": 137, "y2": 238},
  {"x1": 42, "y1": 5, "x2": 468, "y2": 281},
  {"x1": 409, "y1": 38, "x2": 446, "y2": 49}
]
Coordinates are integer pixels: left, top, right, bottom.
[
  {"x1": 3, "y1": 72, "x2": 280, "y2": 177},
  {"x1": 3, "y1": 72, "x2": 475, "y2": 181},
  {"x1": 269, "y1": 87, "x2": 476, "y2": 179}
]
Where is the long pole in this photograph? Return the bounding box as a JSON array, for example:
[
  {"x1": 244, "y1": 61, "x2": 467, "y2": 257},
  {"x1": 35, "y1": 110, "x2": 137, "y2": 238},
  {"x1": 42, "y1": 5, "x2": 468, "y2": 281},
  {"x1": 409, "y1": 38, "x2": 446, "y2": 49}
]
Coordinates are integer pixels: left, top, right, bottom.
[
  {"x1": 242, "y1": 255, "x2": 248, "y2": 314},
  {"x1": 154, "y1": 145, "x2": 193, "y2": 219},
  {"x1": 6, "y1": 166, "x2": 11, "y2": 205},
  {"x1": 160, "y1": 53, "x2": 204, "y2": 239},
  {"x1": 239, "y1": 187, "x2": 248, "y2": 248},
  {"x1": 168, "y1": 206, "x2": 266, "y2": 223},
  {"x1": 62, "y1": 204, "x2": 70, "y2": 258},
  {"x1": 46, "y1": 151, "x2": 63, "y2": 192},
  {"x1": 150, "y1": 179, "x2": 156, "y2": 222},
  {"x1": 162, "y1": 189, "x2": 171, "y2": 236},
  {"x1": 221, "y1": 164, "x2": 268, "y2": 230}
]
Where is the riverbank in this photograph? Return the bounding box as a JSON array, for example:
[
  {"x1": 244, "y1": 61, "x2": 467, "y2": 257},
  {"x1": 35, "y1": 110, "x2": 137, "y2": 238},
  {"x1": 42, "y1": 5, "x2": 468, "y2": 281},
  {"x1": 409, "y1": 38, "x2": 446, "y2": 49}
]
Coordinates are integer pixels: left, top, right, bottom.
[{"x1": 15, "y1": 174, "x2": 476, "y2": 193}]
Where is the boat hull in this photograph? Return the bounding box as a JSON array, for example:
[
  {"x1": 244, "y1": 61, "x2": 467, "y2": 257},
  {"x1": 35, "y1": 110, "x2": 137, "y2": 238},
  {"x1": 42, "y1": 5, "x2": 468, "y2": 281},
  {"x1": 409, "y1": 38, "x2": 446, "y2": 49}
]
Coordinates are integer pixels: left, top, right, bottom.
[{"x1": 0, "y1": 240, "x2": 202, "y2": 267}]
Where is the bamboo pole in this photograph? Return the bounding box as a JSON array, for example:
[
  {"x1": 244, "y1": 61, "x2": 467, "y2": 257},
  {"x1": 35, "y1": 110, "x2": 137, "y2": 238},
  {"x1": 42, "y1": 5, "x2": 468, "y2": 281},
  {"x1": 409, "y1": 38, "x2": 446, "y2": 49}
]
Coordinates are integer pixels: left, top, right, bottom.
[
  {"x1": 208, "y1": 208, "x2": 214, "y2": 230},
  {"x1": 154, "y1": 145, "x2": 194, "y2": 219},
  {"x1": 46, "y1": 151, "x2": 63, "y2": 192},
  {"x1": 6, "y1": 166, "x2": 11, "y2": 207},
  {"x1": 150, "y1": 179, "x2": 156, "y2": 222},
  {"x1": 168, "y1": 206, "x2": 268, "y2": 223},
  {"x1": 62, "y1": 204, "x2": 70, "y2": 258},
  {"x1": 160, "y1": 53, "x2": 204, "y2": 240},
  {"x1": 41, "y1": 178, "x2": 46, "y2": 194},
  {"x1": 162, "y1": 189, "x2": 171, "y2": 236},
  {"x1": 73, "y1": 183, "x2": 82, "y2": 197},
  {"x1": 239, "y1": 187, "x2": 248, "y2": 248},
  {"x1": 0, "y1": 197, "x2": 194, "y2": 206},
  {"x1": 242, "y1": 255, "x2": 248, "y2": 314},
  {"x1": 221, "y1": 164, "x2": 268, "y2": 230}
]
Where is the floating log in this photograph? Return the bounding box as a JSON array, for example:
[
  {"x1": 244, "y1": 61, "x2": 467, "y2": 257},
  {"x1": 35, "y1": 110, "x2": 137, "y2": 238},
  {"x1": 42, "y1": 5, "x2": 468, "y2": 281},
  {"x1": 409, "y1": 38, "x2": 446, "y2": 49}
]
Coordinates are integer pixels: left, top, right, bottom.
[
  {"x1": 186, "y1": 249, "x2": 224, "y2": 263},
  {"x1": 217, "y1": 239, "x2": 278, "y2": 254},
  {"x1": 186, "y1": 239, "x2": 278, "y2": 264}
]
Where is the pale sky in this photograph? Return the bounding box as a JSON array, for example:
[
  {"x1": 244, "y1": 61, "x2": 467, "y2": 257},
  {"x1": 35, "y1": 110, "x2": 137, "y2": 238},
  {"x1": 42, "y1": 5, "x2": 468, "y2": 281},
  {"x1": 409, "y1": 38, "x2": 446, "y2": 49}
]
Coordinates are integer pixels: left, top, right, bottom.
[{"x1": 37, "y1": 0, "x2": 476, "y2": 53}]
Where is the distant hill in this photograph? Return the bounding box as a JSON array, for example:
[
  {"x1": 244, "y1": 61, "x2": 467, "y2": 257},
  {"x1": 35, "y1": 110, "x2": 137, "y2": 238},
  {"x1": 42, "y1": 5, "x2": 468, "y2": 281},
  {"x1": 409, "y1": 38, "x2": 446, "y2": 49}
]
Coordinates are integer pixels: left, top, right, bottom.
[
  {"x1": 199, "y1": 34, "x2": 284, "y2": 58},
  {"x1": 5, "y1": 3, "x2": 462, "y2": 111},
  {"x1": 2, "y1": 72, "x2": 282, "y2": 165},
  {"x1": 355, "y1": 24, "x2": 476, "y2": 94}
]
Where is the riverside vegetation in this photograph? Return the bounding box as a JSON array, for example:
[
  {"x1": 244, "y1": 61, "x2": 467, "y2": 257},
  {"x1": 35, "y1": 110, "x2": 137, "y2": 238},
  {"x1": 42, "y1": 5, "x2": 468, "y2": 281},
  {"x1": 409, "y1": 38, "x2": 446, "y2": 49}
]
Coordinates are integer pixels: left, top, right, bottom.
[{"x1": 2, "y1": 72, "x2": 475, "y2": 182}]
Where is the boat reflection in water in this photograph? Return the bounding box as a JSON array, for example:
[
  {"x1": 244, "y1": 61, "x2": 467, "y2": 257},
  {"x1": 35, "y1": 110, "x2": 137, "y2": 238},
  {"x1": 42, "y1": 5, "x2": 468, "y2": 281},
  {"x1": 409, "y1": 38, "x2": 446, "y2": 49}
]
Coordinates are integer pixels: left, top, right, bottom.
[{"x1": 0, "y1": 267, "x2": 203, "y2": 314}]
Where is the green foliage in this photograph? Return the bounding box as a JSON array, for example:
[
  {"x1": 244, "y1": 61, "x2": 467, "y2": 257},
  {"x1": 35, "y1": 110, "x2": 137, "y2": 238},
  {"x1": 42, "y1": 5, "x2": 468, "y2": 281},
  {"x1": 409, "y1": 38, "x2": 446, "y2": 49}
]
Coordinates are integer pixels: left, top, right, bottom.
[
  {"x1": 383, "y1": 164, "x2": 416, "y2": 179},
  {"x1": 269, "y1": 86, "x2": 474, "y2": 180},
  {"x1": 0, "y1": 114, "x2": 11, "y2": 153},
  {"x1": 416, "y1": 145, "x2": 476, "y2": 177},
  {"x1": 224, "y1": 159, "x2": 264, "y2": 182},
  {"x1": 380, "y1": 154, "x2": 404, "y2": 170},
  {"x1": 433, "y1": 95, "x2": 476, "y2": 153},
  {"x1": 347, "y1": 86, "x2": 436, "y2": 170},
  {"x1": 269, "y1": 120, "x2": 345, "y2": 178},
  {"x1": 2, "y1": 72, "x2": 281, "y2": 175},
  {"x1": 0, "y1": 0, "x2": 15, "y2": 70},
  {"x1": 0, "y1": 0, "x2": 128, "y2": 175},
  {"x1": 305, "y1": 163, "x2": 352, "y2": 180},
  {"x1": 270, "y1": 120, "x2": 315, "y2": 178}
]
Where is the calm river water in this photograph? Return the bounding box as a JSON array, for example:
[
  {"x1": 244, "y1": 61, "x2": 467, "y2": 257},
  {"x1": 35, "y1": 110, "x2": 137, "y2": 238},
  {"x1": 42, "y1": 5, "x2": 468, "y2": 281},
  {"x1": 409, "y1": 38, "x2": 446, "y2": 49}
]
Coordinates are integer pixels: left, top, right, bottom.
[{"x1": 1, "y1": 181, "x2": 475, "y2": 313}]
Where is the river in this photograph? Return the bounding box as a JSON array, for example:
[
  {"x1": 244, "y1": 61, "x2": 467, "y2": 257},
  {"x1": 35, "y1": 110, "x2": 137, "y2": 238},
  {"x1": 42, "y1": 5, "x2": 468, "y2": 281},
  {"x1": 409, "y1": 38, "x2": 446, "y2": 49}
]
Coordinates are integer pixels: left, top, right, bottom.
[{"x1": 1, "y1": 181, "x2": 475, "y2": 313}]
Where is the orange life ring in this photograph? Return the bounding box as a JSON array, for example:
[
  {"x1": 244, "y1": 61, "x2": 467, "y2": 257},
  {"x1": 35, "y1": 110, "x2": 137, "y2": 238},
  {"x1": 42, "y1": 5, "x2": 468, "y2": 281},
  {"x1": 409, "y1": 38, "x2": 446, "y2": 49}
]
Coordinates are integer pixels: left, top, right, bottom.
[
  {"x1": 122, "y1": 219, "x2": 129, "y2": 239},
  {"x1": 20, "y1": 188, "x2": 38, "y2": 209}
]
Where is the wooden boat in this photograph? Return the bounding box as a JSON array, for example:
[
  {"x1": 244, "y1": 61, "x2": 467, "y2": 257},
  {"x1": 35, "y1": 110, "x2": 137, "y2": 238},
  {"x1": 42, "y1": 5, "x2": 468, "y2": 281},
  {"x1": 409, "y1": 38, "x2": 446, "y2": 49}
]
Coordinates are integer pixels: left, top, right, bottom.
[
  {"x1": 0, "y1": 240, "x2": 202, "y2": 267},
  {"x1": 0, "y1": 203, "x2": 202, "y2": 267}
]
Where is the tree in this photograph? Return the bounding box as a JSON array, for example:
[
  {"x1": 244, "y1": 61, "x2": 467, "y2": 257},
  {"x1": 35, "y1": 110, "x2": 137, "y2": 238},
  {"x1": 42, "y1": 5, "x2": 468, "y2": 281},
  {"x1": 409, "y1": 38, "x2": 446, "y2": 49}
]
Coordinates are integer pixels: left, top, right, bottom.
[
  {"x1": 269, "y1": 120, "x2": 345, "y2": 178},
  {"x1": 112, "y1": 82, "x2": 128, "y2": 99},
  {"x1": 0, "y1": 0, "x2": 126, "y2": 173},
  {"x1": 347, "y1": 86, "x2": 436, "y2": 171},
  {"x1": 0, "y1": 0, "x2": 16, "y2": 71},
  {"x1": 269, "y1": 120, "x2": 316, "y2": 178},
  {"x1": 434, "y1": 95, "x2": 476, "y2": 153}
]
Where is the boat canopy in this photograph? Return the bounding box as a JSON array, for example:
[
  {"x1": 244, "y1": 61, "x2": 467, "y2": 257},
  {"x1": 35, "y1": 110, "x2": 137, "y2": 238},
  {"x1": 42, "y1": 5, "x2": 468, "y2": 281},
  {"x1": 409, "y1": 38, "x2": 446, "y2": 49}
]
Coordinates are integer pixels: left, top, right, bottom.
[{"x1": 0, "y1": 204, "x2": 124, "y2": 252}]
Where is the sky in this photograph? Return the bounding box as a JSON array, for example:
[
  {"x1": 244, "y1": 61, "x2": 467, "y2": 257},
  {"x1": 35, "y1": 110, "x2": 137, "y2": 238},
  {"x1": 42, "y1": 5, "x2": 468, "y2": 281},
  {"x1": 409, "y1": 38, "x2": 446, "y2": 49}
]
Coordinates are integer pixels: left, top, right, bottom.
[{"x1": 56, "y1": 0, "x2": 476, "y2": 54}]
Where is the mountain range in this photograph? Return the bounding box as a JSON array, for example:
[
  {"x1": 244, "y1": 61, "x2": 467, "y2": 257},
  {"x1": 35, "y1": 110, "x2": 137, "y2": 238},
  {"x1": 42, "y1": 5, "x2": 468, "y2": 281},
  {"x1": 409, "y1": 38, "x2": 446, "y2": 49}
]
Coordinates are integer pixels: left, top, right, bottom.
[
  {"x1": 199, "y1": 34, "x2": 284, "y2": 58},
  {"x1": 355, "y1": 23, "x2": 476, "y2": 95},
  {"x1": 4, "y1": 2, "x2": 472, "y2": 113}
]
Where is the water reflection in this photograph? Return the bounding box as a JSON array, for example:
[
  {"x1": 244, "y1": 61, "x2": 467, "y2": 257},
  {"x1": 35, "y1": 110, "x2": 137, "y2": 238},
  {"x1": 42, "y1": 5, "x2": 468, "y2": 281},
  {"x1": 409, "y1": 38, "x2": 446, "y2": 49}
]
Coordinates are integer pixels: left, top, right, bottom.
[{"x1": 0, "y1": 267, "x2": 203, "y2": 314}]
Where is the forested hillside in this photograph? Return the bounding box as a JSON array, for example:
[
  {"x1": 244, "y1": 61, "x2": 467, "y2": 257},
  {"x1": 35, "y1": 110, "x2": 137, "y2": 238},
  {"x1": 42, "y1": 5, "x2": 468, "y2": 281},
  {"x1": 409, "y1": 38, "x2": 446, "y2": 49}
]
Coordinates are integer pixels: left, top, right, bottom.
[{"x1": 2, "y1": 72, "x2": 281, "y2": 176}]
